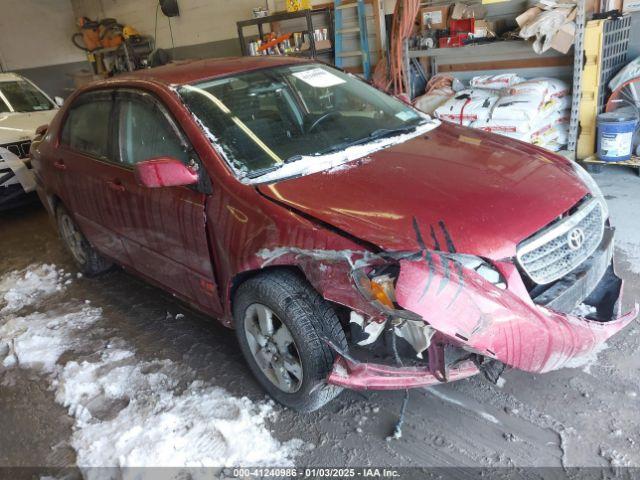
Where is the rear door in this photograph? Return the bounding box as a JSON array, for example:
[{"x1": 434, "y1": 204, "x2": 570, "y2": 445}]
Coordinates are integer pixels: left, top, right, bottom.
[
  {"x1": 108, "y1": 89, "x2": 222, "y2": 314},
  {"x1": 55, "y1": 90, "x2": 132, "y2": 265}
]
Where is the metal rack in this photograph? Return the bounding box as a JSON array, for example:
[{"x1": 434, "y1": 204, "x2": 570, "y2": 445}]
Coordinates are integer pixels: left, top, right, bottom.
[
  {"x1": 567, "y1": 0, "x2": 586, "y2": 151},
  {"x1": 405, "y1": 0, "x2": 588, "y2": 159},
  {"x1": 236, "y1": 9, "x2": 334, "y2": 59}
]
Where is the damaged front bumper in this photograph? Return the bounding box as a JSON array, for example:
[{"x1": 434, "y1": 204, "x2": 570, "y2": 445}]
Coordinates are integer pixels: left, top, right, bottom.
[{"x1": 326, "y1": 227, "x2": 638, "y2": 390}]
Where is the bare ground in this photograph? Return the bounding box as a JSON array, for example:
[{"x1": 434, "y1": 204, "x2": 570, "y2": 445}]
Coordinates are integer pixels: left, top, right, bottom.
[{"x1": 0, "y1": 168, "x2": 639, "y2": 474}]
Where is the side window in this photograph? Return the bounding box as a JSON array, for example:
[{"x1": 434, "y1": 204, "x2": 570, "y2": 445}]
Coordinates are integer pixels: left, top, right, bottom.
[
  {"x1": 117, "y1": 97, "x2": 189, "y2": 166},
  {"x1": 60, "y1": 95, "x2": 112, "y2": 159}
]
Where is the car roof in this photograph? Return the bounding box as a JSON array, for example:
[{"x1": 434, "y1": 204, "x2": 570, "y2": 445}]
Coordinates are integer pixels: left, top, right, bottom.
[
  {"x1": 0, "y1": 73, "x2": 25, "y2": 82},
  {"x1": 115, "y1": 56, "x2": 313, "y2": 86}
]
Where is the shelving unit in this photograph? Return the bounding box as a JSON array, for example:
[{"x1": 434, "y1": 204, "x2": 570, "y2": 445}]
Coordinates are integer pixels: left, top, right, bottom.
[
  {"x1": 404, "y1": 0, "x2": 586, "y2": 159},
  {"x1": 236, "y1": 8, "x2": 335, "y2": 60}
]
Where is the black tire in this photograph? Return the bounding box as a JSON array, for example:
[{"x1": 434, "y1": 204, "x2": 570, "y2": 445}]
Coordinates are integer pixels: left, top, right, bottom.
[
  {"x1": 233, "y1": 269, "x2": 348, "y2": 412},
  {"x1": 56, "y1": 205, "x2": 113, "y2": 276}
]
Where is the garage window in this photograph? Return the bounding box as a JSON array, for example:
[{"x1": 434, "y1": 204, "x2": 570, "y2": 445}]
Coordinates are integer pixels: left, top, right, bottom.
[{"x1": 60, "y1": 94, "x2": 112, "y2": 160}]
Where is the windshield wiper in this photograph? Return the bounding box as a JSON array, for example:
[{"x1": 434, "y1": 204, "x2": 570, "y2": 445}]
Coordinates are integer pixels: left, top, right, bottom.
[
  {"x1": 367, "y1": 124, "x2": 420, "y2": 140},
  {"x1": 284, "y1": 154, "x2": 303, "y2": 164},
  {"x1": 316, "y1": 123, "x2": 422, "y2": 156},
  {"x1": 245, "y1": 164, "x2": 283, "y2": 179}
]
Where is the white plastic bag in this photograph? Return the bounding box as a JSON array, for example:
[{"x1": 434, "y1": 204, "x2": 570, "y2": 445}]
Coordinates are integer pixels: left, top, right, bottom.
[{"x1": 519, "y1": 9, "x2": 570, "y2": 54}]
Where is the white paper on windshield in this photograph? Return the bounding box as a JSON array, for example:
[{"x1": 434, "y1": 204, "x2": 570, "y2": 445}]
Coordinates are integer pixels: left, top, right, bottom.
[
  {"x1": 292, "y1": 68, "x2": 346, "y2": 88},
  {"x1": 395, "y1": 111, "x2": 419, "y2": 121}
]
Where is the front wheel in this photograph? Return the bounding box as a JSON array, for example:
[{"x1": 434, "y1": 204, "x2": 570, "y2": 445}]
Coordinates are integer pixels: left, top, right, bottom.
[
  {"x1": 233, "y1": 269, "x2": 347, "y2": 412},
  {"x1": 56, "y1": 205, "x2": 112, "y2": 276}
]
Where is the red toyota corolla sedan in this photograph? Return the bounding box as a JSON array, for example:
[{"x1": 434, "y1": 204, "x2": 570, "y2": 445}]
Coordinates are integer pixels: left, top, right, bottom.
[{"x1": 32, "y1": 57, "x2": 637, "y2": 412}]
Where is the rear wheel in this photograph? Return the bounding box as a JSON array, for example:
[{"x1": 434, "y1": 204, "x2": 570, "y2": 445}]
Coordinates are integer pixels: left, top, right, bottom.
[
  {"x1": 56, "y1": 205, "x2": 112, "y2": 276},
  {"x1": 233, "y1": 269, "x2": 347, "y2": 412}
]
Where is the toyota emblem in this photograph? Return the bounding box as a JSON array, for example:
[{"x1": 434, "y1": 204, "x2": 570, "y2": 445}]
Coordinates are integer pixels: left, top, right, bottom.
[{"x1": 567, "y1": 228, "x2": 585, "y2": 250}]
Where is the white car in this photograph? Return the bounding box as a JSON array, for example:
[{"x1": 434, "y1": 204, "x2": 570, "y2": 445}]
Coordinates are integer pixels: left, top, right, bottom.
[{"x1": 0, "y1": 73, "x2": 61, "y2": 210}]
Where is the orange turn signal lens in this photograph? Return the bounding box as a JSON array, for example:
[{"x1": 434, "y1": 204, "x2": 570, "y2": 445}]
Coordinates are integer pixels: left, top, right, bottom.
[{"x1": 370, "y1": 281, "x2": 394, "y2": 308}]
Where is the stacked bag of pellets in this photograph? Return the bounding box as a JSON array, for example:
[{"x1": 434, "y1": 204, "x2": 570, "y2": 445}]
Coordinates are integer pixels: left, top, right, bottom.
[
  {"x1": 432, "y1": 74, "x2": 522, "y2": 126},
  {"x1": 426, "y1": 74, "x2": 571, "y2": 152},
  {"x1": 433, "y1": 88, "x2": 501, "y2": 127},
  {"x1": 473, "y1": 77, "x2": 571, "y2": 151}
]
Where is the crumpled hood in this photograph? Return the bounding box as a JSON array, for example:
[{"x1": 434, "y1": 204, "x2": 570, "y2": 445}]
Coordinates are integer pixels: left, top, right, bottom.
[
  {"x1": 259, "y1": 123, "x2": 588, "y2": 260},
  {"x1": 0, "y1": 110, "x2": 57, "y2": 145}
]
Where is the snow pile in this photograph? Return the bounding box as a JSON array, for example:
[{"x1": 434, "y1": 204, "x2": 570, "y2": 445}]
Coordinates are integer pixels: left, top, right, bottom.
[
  {"x1": 56, "y1": 348, "x2": 303, "y2": 471},
  {"x1": 0, "y1": 264, "x2": 68, "y2": 314},
  {"x1": 0, "y1": 306, "x2": 102, "y2": 370},
  {"x1": 0, "y1": 265, "x2": 304, "y2": 472}
]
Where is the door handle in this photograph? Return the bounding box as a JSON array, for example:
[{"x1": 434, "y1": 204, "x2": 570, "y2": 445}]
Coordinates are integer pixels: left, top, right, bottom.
[
  {"x1": 106, "y1": 179, "x2": 125, "y2": 192},
  {"x1": 53, "y1": 159, "x2": 66, "y2": 170}
]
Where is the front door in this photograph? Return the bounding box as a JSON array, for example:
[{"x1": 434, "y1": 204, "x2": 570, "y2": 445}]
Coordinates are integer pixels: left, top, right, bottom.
[{"x1": 107, "y1": 89, "x2": 222, "y2": 315}]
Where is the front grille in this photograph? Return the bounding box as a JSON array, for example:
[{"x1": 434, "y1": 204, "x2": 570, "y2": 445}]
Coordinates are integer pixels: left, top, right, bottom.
[
  {"x1": 1, "y1": 140, "x2": 31, "y2": 159},
  {"x1": 517, "y1": 198, "x2": 604, "y2": 285}
]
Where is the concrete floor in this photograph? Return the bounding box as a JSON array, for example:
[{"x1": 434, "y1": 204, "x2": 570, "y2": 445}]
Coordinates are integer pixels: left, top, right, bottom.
[{"x1": 1, "y1": 167, "x2": 639, "y2": 476}]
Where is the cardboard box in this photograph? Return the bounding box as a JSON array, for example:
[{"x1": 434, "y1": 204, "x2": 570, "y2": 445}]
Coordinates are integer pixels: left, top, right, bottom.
[
  {"x1": 550, "y1": 21, "x2": 576, "y2": 54},
  {"x1": 451, "y1": 2, "x2": 487, "y2": 19},
  {"x1": 421, "y1": 6, "x2": 449, "y2": 29},
  {"x1": 623, "y1": 0, "x2": 640, "y2": 12},
  {"x1": 474, "y1": 19, "x2": 497, "y2": 38},
  {"x1": 516, "y1": 6, "x2": 542, "y2": 27}
]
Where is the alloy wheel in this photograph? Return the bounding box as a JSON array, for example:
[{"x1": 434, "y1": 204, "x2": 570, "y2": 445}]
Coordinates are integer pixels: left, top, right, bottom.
[
  {"x1": 59, "y1": 214, "x2": 87, "y2": 265},
  {"x1": 243, "y1": 303, "x2": 304, "y2": 393}
]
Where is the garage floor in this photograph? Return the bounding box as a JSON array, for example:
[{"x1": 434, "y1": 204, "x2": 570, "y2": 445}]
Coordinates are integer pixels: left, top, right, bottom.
[{"x1": 1, "y1": 168, "x2": 639, "y2": 475}]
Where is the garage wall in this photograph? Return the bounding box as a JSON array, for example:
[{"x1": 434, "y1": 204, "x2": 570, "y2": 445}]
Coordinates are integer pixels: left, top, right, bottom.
[
  {"x1": 0, "y1": 0, "x2": 83, "y2": 71},
  {"x1": 0, "y1": 0, "x2": 86, "y2": 98},
  {"x1": 70, "y1": 0, "x2": 277, "y2": 56}
]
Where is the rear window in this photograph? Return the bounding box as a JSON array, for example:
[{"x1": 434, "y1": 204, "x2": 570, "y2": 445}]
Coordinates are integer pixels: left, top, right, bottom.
[{"x1": 61, "y1": 94, "x2": 112, "y2": 159}]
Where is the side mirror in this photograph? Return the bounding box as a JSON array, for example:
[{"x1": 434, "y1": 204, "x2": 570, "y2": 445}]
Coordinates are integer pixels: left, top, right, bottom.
[
  {"x1": 134, "y1": 157, "x2": 199, "y2": 188},
  {"x1": 54, "y1": 96, "x2": 64, "y2": 107}
]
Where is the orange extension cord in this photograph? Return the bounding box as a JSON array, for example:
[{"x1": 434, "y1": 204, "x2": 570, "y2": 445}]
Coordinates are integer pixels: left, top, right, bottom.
[{"x1": 372, "y1": 0, "x2": 420, "y2": 97}]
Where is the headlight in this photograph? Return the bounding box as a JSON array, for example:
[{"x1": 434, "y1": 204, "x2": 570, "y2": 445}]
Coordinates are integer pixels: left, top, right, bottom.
[
  {"x1": 352, "y1": 254, "x2": 506, "y2": 318},
  {"x1": 570, "y1": 161, "x2": 609, "y2": 219},
  {"x1": 445, "y1": 254, "x2": 507, "y2": 289},
  {"x1": 352, "y1": 266, "x2": 422, "y2": 320}
]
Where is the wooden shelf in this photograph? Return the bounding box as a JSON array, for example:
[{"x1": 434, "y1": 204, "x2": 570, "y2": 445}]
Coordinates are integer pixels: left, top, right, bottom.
[{"x1": 581, "y1": 155, "x2": 640, "y2": 176}]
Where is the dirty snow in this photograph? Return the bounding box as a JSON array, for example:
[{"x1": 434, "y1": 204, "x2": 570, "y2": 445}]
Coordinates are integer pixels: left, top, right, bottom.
[
  {"x1": 0, "y1": 264, "x2": 303, "y2": 472},
  {"x1": 571, "y1": 302, "x2": 597, "y2": 317},
  {"x1": 257, "y1": 246, "x2": 379, "y2": 269},
  {"x1": 0, "y1": 264, "x2": 68, "y2": 314},
  {"x1": 562, "y1": 341, "x2": 610, "y2": 374}
]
